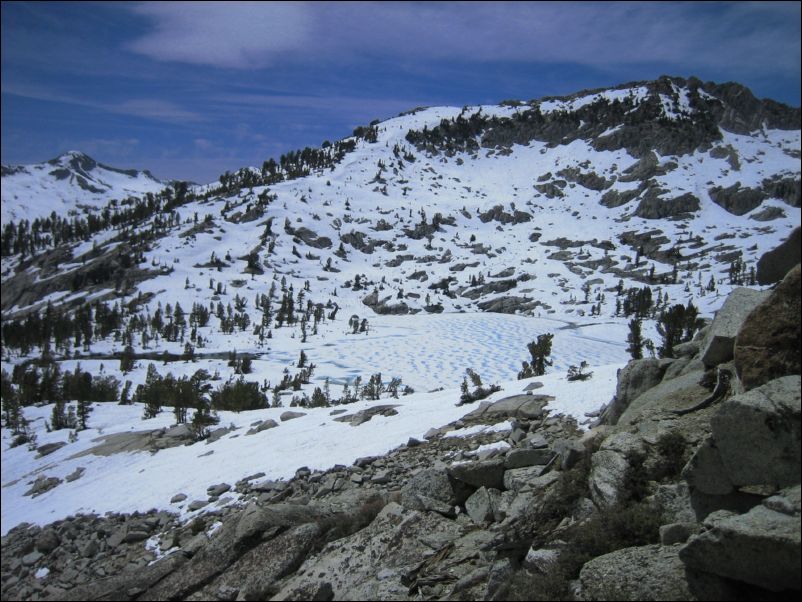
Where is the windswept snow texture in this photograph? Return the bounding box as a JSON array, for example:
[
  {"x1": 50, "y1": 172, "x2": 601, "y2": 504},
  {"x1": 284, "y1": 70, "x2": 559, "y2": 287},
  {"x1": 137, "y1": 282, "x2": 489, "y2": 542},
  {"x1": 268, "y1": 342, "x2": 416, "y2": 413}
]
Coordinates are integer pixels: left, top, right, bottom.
[{"x1": 300, "y1": 314, "x2": 628, "y2": 391}]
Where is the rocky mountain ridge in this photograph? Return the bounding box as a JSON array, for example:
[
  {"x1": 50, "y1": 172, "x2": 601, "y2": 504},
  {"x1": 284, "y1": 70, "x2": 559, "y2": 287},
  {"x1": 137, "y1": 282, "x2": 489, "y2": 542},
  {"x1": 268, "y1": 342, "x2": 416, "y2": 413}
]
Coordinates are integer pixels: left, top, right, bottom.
[
  {"x1": 1, "y1": 151, "x2": 166, "y2": 224},
  {"x1": 2, "y1": 77, "x2": 799, "y2": 323}
]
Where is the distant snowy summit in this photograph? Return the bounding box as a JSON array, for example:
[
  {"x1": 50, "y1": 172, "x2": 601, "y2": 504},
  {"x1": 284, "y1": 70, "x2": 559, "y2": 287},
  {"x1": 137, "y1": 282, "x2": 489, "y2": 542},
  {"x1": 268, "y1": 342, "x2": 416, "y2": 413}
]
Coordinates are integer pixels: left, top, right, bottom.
[{"x1": 1, "y1": 151, "x2": 166, "y2": 224}]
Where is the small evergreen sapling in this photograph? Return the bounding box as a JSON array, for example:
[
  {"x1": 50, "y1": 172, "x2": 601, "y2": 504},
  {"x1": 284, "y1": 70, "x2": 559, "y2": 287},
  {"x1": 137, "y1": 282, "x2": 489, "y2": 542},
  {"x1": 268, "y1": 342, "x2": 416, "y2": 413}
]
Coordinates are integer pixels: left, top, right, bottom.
[
  {"x1": 518, "y1": 333, "x2": 554, "y2": 379},
  {"x1": 567, "y1": 361, "x2": 593, "y2": 382},
  {"x1": 459, "y1": 369, "x2": 501, "y2": 404},
  {"x1": 627, "y1": 319, "x2": 644, "y2": 360}
]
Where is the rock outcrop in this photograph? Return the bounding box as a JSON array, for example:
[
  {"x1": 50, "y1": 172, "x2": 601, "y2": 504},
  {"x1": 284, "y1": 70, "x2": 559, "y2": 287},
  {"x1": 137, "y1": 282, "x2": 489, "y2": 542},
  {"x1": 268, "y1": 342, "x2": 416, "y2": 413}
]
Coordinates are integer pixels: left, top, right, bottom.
[
  {"x1": 699, "y1": 287, "x2": 769, "y2": 368},
  {"x1": 599, "y1": 358, "x2": 672, "y2": 424},
  {"x1": 683, "y1": 375, "x2": 801, "y2": 500},
  {"x1": 578, "y1": 544, "x2": 694, "y2": 601},
  {"x1": 680, "y1": 486, "x2": 801, "y2": 592},
  {"x1": 708, "y1": 182, "x2": 766, "y2": 215},
  {"x1": 734, "y1": 264, "x2": 801, "y2": 390}
]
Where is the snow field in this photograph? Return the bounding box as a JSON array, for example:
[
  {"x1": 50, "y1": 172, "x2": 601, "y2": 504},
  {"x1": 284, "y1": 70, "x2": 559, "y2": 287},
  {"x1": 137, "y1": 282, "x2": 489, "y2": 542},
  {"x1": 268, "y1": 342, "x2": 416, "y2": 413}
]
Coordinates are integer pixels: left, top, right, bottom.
[{"x1": 1, "y1": 310, "x2": 627, "y2": 536}]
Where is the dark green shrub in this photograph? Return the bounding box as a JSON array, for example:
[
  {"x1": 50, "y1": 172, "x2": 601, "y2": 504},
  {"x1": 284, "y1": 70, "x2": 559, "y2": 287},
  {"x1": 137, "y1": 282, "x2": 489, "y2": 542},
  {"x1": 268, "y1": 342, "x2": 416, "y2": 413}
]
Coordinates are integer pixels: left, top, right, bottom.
[
  {"x1": 622, "y1": 450, "x2": 651, "y2": 503},
  {"x1": 459, "y1": 368, "x2": 501, "y2": 404},
  {"x1": 211, "y1": 377, "x2": 268, "y2": 412},
  {"x1": 654, "y1": 431, "x2": 689, "y2": 481},
  {"x1": 505, "y1": 566, "x2": 572, "y2": 601},
  {"x1": 558, "y1": 500, "x2": 662, "y2": 581}
]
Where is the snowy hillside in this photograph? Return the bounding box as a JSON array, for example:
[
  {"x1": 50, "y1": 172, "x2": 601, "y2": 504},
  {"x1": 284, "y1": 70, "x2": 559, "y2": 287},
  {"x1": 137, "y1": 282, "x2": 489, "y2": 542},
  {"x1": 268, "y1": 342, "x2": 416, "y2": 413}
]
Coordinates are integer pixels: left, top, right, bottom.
[
  {"x1": 1, "y1": 361, "x2": 626, "y2": 535},
  {"x1": 1, "y1": 75, "x2": 800, "y2": 537},
  {"x1": 1, "y1": 151, "x2": 166, "y2": 224}
]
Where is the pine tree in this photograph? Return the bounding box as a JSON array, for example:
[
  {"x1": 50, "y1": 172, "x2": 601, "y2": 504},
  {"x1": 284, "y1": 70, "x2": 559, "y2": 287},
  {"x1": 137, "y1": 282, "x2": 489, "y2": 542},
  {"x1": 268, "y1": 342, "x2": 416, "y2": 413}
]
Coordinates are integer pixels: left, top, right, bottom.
[
  {"x1": 656, "y1": 304, "x2": 686, "y2": 358},
  {"x1": 527, "y1": 334, "x2": 554, "y2": 376},
  {"x1": 657, "y1": 301, "x2": 702, "y2": 358},
  {"x1": 140, "y1": 364, "x2": 163, "y2": 419},
  {"x1": 310, "y1": 387, "x2": 328, "y2": 407},
  {"x1": 627, "y1": 319, "x2": 644, "y2": 360},
  {"x1": 1, "y1": 370, "x2": 21, "y2": 433},
  {"x1": 51, "y1": 399, "x2": 68, "y2": 430},
  {"x1": 120, "y1": 345, "x2": 136, "y2": 373},
  {"x1": 386, "y1": 377, "x2": 402, "y2": 399},
  {"x1": 365, "y1": 373, "x2": 383, "y2": 400},
  {"x1": 76, "y1": 398, "x2": 92, "y2": 430},
  {"x1": 460, "y1": 376, "x2": 471, "y2": 403},
  {"x1": 119, "y1": 380, "x2": 133, "y2": 405},
  {"x1": 189, "y1": 405, "x2": 219, "y2": 441},
  {"x1": 682, "y1": 300, "x2": 701, "y2": 342}
]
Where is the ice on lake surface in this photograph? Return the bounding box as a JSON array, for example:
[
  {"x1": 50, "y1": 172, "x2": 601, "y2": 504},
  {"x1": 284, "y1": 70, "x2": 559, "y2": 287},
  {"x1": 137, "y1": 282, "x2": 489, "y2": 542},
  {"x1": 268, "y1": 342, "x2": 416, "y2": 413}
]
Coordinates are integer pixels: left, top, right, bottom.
[{"x1": 284, "y1": 312, "x2": 630, "y2": 391}]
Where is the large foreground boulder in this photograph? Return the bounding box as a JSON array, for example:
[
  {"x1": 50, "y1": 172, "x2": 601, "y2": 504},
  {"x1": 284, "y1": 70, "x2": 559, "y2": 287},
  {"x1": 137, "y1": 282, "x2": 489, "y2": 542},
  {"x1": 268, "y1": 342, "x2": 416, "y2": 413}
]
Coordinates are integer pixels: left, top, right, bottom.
[
  {"x1": 680, "y1": 485, "x2": 801, "y2": 592},
  {"x1": 756, "y1": 227, "x2": 800, "y2": 285},
  {"x1": 588, "y1": 432, "x2": 644, "y2": 509},
  {"x1": 616, "y1": 369, "x2": 709, "y2": 426},
  {"x1": 683, "y1": 375, "x2": 801, "y2": 499},
  {"x1": 734, "y1": 264, "x2": 801, "y2": 390},
  {"x1": 194, "y1": 523, "x2": 322, "y2": 601},
  {"x1": 578, "y1": 544, "x2": 735, "y2": 601},
  {"x1": 578, "y1": 544, "x2": 688, "y2": 600},
  {"x1": 710, "y1": 375, "x2": 801, "y2": 489},
  {"x1": 55, "y1": 555, "x2": 188, "y2": 601},
  {"x1": 272, "y1": 502, "x2": 463, "y2": 600},
  {"x1": 600, "y1": 358, "x2": 672, "y2": 425},
  {"x1": 463, "y1": 394, "x2": 552, "y2": 421},
  {"x1": 448, "y1": 459, "x2": 506, "y2": 491},
  {"x1": 700, "y1": 287, "x2": 769, "y2": 368},
  {"x1": 400, "y1": 468, "x2": 461, "y2": 515}
]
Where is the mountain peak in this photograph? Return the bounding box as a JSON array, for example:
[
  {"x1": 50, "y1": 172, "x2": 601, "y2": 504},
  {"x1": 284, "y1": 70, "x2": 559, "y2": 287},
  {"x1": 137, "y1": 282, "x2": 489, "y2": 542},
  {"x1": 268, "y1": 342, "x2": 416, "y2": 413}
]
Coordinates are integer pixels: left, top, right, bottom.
[
  {"x1": 2, "y1": 151, "x2": 167, "y2": 223},
  {"x1": 60, "y1": 149, "x2": 89, "y2": 159},
  {"x1": 47, "y1": 150, "x2": 98, "y2": 173}
]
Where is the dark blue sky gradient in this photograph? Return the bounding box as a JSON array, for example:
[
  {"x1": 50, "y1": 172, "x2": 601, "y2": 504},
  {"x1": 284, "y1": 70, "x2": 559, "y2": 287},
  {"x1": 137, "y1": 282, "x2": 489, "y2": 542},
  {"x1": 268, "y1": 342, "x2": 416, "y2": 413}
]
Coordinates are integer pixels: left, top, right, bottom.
[{"x1": 2, "y1": 1, "x2": 800, "y2": 183}]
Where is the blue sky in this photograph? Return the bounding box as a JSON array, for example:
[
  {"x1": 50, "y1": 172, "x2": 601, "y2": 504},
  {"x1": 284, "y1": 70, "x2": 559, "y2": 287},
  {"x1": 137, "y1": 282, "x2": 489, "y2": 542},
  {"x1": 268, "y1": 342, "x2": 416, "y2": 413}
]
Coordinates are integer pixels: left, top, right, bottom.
[{"x1": 2, "y1": 1, "x2": 800, "y2": 184}]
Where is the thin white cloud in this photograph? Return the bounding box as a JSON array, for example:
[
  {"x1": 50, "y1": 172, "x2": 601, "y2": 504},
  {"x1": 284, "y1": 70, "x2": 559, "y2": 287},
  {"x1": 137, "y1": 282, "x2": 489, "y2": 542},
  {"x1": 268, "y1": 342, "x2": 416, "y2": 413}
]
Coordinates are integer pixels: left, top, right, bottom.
[
  {"x1": 127, "y1": 1, "x2": 312, "y2": 69},
  {"x1": 124, "y1": 1, "x2": 800, "y2": 76},
  {"x1": 1, "y1": 83, "x2": 204, "y2": 123},
  {"x1": 113, "y1": 98, "x2": 203, "y2": 123},
  {"x1": 194, "y1": 137, "x2": 214, "y2": 150}
]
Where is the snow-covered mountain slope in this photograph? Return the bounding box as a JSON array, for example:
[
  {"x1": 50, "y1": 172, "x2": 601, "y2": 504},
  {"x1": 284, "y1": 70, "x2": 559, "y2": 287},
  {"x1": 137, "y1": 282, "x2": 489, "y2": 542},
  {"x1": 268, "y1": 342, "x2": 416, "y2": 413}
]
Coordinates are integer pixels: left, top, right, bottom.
[
  {"x1": 1, "y1": 75, "x2": 800, "y2": 535},
  {"x1": 1, "y1": 151, "x2": 166, "y2": 224},
  {"x1": 1, "y1": 361, "x2": 624, "y2": 535}
]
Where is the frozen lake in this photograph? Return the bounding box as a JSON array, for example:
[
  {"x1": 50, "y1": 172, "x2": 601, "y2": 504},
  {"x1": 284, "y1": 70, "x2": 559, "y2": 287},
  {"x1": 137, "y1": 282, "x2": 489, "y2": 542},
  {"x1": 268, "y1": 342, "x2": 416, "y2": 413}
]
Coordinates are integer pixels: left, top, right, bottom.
[{"x1": 297, "y1": 312, "x2": 631, "y2": 391}]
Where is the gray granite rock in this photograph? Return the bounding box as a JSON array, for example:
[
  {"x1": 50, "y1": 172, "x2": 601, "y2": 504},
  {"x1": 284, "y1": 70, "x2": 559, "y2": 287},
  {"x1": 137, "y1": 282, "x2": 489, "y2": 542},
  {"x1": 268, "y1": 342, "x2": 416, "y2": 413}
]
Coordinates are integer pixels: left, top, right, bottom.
[
  {"x1": 700, "y1": 287, "x2": 769, "y2": 368},
  {"x1": 680, "y1": 486, "x2": 801, "y2": 591}
]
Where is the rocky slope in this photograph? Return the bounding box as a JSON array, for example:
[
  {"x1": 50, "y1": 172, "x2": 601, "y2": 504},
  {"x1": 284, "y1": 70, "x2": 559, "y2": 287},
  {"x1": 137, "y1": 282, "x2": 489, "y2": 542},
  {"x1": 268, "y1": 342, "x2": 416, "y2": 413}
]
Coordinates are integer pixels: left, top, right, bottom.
[{"x1": 1, "y1": 260, "x2": 799, "y2": 601}]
